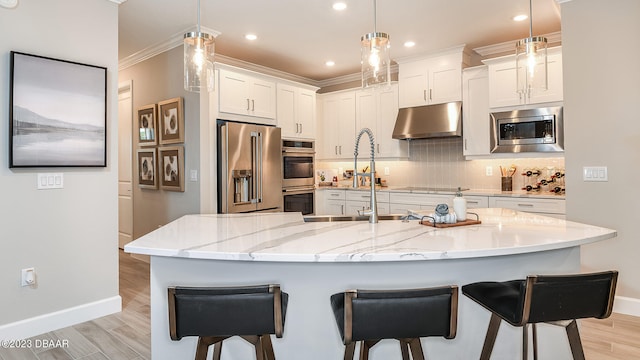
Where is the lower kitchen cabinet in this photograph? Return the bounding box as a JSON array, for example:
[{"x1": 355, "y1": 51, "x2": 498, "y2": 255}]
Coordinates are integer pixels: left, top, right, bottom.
[
  {"x1": 388, "y1": 193, "x2": 488, "y2": 214},
  {"x1": 316, "y1": 189, "x2": 346, "y2": 215},
  {"x1": 345, "y1": 191, "x2": 390, "y2": 216},
  {"x1": 489, "y1": 196, "x2": 566, "y2": 219}
]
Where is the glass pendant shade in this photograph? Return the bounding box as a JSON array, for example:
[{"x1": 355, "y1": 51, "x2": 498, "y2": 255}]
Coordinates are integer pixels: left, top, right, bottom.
[
  {"x1": 184, "y1": 31, "x2": 215, "y2": 92},
  {"x1": 516, "y1": 36, "x2": 548, "y2": 95},
  {"x1": 361, "y1": 32, "x2": 391, "y2": 88}
]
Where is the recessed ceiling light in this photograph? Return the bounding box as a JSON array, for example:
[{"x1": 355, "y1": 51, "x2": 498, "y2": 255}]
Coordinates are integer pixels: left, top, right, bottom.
[
  {"x1": 404, "y1": 41, "x2": 416, "y2": 48},
  {"x1": 513, "y1": 14, "x2": 528, "y2": 21},
  {"x1": 245, "y1": 34, "x2": 258, "y2": 41},
  {"x1": 325, "y1": 61, "x2": 335, "y2": 67},
  {"x1": 333, "y1": 2, "x2": 347, "y2": 11}
]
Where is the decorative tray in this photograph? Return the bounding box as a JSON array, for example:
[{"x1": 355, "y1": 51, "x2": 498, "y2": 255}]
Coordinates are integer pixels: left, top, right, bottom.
[{"x1": 419, "y1": 212, "x2": 481, "y2": 228}]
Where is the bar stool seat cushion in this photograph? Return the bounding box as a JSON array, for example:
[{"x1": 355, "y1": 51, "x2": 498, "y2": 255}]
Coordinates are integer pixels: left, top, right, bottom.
[
  {"x1": 174, "y1": 292, "x2": 287, "y2": 337},
  {"x1": 330, "y1": 287, "x2": 455, "y2": 342},
  {"x1": 462, "y1": 280, "x2": 526, "y2": 325}
]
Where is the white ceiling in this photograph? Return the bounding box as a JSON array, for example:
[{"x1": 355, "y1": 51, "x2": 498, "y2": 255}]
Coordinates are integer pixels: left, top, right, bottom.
[{"x1": 118, "y1": 0, "x2": 562, "y2": 82}]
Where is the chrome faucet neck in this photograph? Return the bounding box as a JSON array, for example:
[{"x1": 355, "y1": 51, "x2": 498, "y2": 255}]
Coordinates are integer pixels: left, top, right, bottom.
[{"x1": 353, "y1": 128, "x2": 378, "y2": 224}]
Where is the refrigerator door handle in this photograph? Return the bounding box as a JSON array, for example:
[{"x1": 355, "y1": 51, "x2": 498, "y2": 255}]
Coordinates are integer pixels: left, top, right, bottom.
[
  {"x1": 256, "y1": 132, "x2": 263, "y2": 203},
  {"x1": 251, "y1": 131, "x2": 259, "y2": 204}
]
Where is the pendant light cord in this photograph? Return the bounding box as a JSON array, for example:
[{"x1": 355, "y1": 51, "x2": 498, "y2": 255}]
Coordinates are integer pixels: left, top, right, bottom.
[
  {"x1": 373, "y1": 0, "x2": 377, "y2": 33},
  {"x1": 528, "y1": 0, "x2": 533, "y2": 38},
  {"x1": 197, "y1": 0, "x2": 201, "y2": 33}
]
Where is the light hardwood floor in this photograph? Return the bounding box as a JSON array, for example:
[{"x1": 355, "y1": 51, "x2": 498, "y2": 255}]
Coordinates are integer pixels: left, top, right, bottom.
[{"x1": 2, "y1": 250, "x2": 638, "y2": 359}]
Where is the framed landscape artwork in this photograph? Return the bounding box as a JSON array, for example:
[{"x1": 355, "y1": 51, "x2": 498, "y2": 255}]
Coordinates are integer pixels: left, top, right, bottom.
[
  {"x1": 158, "y1": 97, "x2": 184, "y2": 145},
  {"x1": 159, "y1": 146, "x2": 184, "y2": 192},
  {"x1": 137, "y1": 104, "x2": 157, "y2": 146},
  {"x1": 137, "y1": 149, "x2": 157, "y2": 189},
  {"x1": 9, "y1": 51, "x2": 107, "y2": 167}
]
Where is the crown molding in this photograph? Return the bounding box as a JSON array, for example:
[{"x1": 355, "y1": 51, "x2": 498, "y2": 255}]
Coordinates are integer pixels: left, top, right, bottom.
[
  {"x1": 473, "y1": 31, "x2": 562, "y2": 58},
  {"x1": 118, "y1": 26, "x2": 220, "y2": 71}
]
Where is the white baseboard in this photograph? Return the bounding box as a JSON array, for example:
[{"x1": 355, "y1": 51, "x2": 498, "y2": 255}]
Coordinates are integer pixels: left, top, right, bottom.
[
  {"x1": 0, "y1": 296, "x2": 122, "y2": 340},
  {"x1": 613, "y1": 296, "x2": 640, "y2": 317}
]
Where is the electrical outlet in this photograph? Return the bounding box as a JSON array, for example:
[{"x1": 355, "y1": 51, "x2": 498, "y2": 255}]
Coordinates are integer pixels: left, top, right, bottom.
[
  {"x1": 189, "y1": 169, "x2": 198, "y2": 181},
  {"x1": 21, "y1": 268, "x2": 36, "y2": 287},
  {"x1": 384, "y1": 167, "x2": 390, "y2": 175},
  {"x1": 486, "y1": 166, "x2": 493, "y2": 176}
]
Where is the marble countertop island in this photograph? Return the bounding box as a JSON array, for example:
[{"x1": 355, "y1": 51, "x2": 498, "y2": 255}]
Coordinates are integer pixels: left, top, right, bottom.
[
  {"x1": 124, "y1": 209, "x2": 616, "y2": 360},
  {"x1": 125, "y1": 208, "x2": 612, "y2": 262}
]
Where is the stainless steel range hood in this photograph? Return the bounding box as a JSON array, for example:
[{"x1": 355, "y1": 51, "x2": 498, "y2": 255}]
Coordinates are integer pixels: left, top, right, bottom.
[{"x1": 392, "y1": 101, "x2": 462, "y2": 139}]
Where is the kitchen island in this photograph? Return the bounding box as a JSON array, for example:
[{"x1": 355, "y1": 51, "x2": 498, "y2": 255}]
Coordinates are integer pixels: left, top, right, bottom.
[{"x1": 124, "y1": 208, "x2": 616, "y2": 360}]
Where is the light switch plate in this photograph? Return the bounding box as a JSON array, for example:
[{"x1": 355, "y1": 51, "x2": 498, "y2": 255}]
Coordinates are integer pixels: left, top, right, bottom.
[
  {"x1": 583, "y1": 166, "x2": 608, "y2": 182},
  {"x1": 37, "y1": 173, "x2": 64, "y2": 189}
]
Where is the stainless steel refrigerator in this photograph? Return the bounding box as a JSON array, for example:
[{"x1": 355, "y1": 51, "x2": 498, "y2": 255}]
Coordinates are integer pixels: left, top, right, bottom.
[{"x1": 217, "y1": 120, "x2": 283, "y2": 213}]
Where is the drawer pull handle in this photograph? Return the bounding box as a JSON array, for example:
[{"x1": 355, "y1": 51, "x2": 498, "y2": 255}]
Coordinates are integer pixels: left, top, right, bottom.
[{"x1": 517, "y1": 203, "x2": 534, "y2": 207}]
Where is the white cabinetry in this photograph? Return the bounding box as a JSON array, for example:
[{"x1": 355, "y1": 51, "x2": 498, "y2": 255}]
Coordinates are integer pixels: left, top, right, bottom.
[
  {"x1": 484, "y1": 47, "x2": 563, "y2": 108},
  {"x1": 317, "y1": 189, "x2": 346, "y2": 215},
  {"x1": 345, "y1": 191, "x2": 390, "y2": 216},
  {"x1": 219, "y1": 68, "x2": 276, "y2": 121},
  {"x1": 277, "y1": 83, "x2": 317, "y2": 139},
  {"x1": 355, "y1": 84, "x2": 408, "y2": 158},
  {"x1": 489, "y1": 196, "x2": 566, "y2": 218},
  {"x1": 319, "y1": 91, "x2": 356, "y2": 159},
  {"x1": 398, "y1": 47, "x2": 470, "y2": 108},
  {"x1": 462, "y1": 66, "x2": 490, "y2": 156},
  {"x1": 389, "y1": 193, "x2": 488, "y2": 214}
]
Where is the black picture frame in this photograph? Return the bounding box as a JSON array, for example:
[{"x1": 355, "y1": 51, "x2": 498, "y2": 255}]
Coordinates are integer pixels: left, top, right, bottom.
[{"x1": 9, "y1": 51, "x2": 107, "y2": 167}]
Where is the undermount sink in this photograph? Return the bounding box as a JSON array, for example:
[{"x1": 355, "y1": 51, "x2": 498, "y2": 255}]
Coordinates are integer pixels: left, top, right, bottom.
[{"x1": 303, "y1": 214, "x2": 407, "y2": 222}]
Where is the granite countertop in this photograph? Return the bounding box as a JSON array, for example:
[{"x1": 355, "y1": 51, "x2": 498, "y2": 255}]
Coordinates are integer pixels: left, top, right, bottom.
[
  {"x1": 315, "y1": 185, "x2": 565, "y2": 199},
  {"x1": 124, "y1": 208, "x2": 612, "y2": 262}
]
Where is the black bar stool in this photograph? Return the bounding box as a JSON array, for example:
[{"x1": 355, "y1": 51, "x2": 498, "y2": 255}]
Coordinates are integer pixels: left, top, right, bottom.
[
  {"x1": 462, "y1": 270, "x2": 618, "y2": 360},
  {"x1": 168, "y1": 284, "x2": 288, "y2": 360},
  {"x1": 330, "y1": 285, "x2": 458, "y2": 360}
]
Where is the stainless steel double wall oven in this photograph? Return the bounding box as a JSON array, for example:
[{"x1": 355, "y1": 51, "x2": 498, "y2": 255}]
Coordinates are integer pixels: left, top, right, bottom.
[{"x1": 282, "y1": 139, "x2": 315, "y2": 215}]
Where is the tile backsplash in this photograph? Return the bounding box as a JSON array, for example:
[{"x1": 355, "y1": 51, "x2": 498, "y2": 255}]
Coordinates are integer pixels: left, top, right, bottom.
[{"x1": 316, "y1": 138, "x2": 565, "y2": 192}]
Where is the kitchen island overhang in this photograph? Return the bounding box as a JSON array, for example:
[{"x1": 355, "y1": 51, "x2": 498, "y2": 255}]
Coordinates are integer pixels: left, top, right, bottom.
[{"x1": 124, "y1": 208, "x2": 616, "y2": 360}]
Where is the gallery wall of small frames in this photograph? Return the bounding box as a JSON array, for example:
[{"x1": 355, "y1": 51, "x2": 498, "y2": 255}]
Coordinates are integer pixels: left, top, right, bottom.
[{"x1": 135, "y1": 97, "x2": 185, "y2": 192}]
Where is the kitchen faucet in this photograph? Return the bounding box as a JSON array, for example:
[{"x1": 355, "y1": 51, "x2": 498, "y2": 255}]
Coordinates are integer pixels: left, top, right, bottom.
[{"x1": 353, "y1": 128, "x2": 378, "y2": 224}]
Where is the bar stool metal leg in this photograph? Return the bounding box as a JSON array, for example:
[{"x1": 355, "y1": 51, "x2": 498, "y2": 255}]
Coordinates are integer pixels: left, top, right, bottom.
[
  {"x1": 565, "y1": 320, "x2": 586, "y2": 360},
  {"x1": 532, "y1": 324, "x2": 538, "y2": 360},
  {"x1": 399, "y1": 339, "x2": 411, "y2": 360},
  {"x1": 344, "y1": 342, "x2": 356, "y2": 360},
  {"x1": 480, "y1": 313, "x2": 502, "y2": 360},
  {"x1": 522, "y1": 324, "x2": 529, "y2": 360},
  {"x1": 261, "y1": 335, "x2": 276, "y2": 360},
  {"x1": 408, "y1": 338, "x2": 425, "y2": 360}
]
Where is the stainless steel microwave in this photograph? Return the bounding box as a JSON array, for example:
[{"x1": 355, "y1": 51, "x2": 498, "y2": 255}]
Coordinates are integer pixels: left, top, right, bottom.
[{"x1": 490, "y1": 106, "x2": 564, "y2": 153}]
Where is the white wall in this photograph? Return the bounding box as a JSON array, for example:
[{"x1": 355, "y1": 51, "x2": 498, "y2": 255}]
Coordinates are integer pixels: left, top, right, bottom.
[
  {"x1": 0, "y1": 0, "x2": 120, "y2": 338},
  {"x1": 119, "y1": 47, "x2": 201, "y2": 240},
  {"x1": 561, "y1": 0, "x2": 640, "y2": 304}
]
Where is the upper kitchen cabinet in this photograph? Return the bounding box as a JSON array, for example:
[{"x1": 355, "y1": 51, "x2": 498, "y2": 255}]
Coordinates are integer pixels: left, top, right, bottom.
[
  {"x1": 277, "y1": 83, "x2": 318, "y2": 140},
  {"x1": 218, "y1": 68, "x2": 276, "y2": 123},
  {"x1": 318, "y1": 91, "x2": 356, "y2": 160},
  {"x1": 397, "y1": 46, "x2": 474, "y2": 108},
  {"x1": 483, "y1": 46, "x2": 563, "y2": 108},
  {"x1": 355, "y1": 84, "x2": 408, "y2": 158},
  {"x1": 462, "y1": 66, "x2": 490, "y2": 156}
]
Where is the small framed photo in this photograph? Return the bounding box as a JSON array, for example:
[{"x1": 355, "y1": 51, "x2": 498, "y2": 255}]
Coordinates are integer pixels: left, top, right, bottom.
[
  {"x1": 136, "y1": 149, "x2": 157, "y2": 189},
  {"x1": 137, "y1": 104, "x2": 157, "y2": 146},
  {"x1": 159, "y1": 146, "x2": 185, "y2": 192},
  {"x1": 158, "y1": 97, "x2": 184, "y2": 145}
]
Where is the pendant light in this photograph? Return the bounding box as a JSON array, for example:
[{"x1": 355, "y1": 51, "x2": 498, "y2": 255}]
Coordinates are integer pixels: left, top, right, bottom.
[
  {"x1": 515, "y1": 0, "x2": 548, "y2": 97},
  {"x1": 361, "y1": 0, "x2": 391, "y2": 89},
  {"x1": 184, "y1": 0, "x2": 215, "y2": 92}
]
